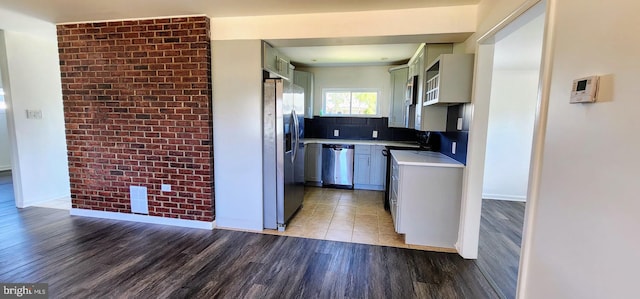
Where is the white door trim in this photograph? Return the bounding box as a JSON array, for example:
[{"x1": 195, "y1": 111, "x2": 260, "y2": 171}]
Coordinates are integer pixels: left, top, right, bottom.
[
  {"x1": 456, "y1": 0, "x2": 555, "y2": 297},
  {"x1": 0, "y1": 30, "x2": 24, "y2": 208}
]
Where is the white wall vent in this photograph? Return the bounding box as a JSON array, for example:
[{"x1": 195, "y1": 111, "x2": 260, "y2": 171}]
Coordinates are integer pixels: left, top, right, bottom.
[{"x1": 130, "y1": 186, "x2": 149, "y2": 214}]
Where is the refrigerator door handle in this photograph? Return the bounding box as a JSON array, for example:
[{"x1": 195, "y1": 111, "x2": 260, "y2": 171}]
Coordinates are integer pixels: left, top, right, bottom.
[{"x1": 292, "y1": 109, "x2": 299, "y2": 163}]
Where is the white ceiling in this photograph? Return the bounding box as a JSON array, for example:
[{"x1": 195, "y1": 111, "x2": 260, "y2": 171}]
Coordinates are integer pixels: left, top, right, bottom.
[
  {"x1": 270, "y1": 33, "x2": 473, "y2": 66},
  {"x1": 0, "y1": 0, "x2": 480, "y2": 23},
  {"x1": 0, "y1": 0, "x2": 479, "y2": 67},
  {"x1": 280, "y1": 44, "x2": 421, "y2": 67}
]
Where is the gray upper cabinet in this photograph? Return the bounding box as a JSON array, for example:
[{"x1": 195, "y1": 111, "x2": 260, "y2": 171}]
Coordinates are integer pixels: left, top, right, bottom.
[
  {"x1": 388, "y1": 66, "x2": 408, "y2": 128},
  {"x1": 413, "y1": 44, "x2": 453, "y2": 131},
  {"x1": 413, "y1": 51, "x2": 425, "y2": 129},
  {"x1": 262, "y1": 41, "x2": 291, "y2": 80},
  {"x1": 423, "y1": 54, "x2": 475, "y2": 106},
  {"x1": 396, "y1": 43, "x2": 453, "y2": 131},
  {"x1": 293, "y1": 70, "x2": 314, "y2": 118}
]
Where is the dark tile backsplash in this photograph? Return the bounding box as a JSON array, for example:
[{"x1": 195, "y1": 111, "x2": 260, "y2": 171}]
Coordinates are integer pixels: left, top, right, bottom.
[
  {"x1": 434, "y1": 131, "x2": 469, "y2": 164},
  {"x1": 305, "y1": 117, "x2": 419, "y2": 142},
  {"x1": 307, "y1": 105, "x2": 471, "y2": 165},
  {"x1": 419, "y1": 103, "x2": 471, "y2": 165}
]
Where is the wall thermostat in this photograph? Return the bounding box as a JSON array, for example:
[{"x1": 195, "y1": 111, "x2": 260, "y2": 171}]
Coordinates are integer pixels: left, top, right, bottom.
[{"x1": 570, "y1": 75, "x2": 599, "y2": 103}]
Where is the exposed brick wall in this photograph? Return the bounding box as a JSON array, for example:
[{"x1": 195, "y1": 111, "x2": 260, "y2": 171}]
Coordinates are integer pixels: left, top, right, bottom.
[{"x1": 57, "y1": 17, "x2": 214, "y2": 222}]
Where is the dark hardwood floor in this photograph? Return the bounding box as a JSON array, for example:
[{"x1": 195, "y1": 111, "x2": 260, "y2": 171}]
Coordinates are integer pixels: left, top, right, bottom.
[
  {"x1": 477, "y1": 199, "x2": 526, "y2": 299},
  {"x1": 0, "y1": 170, "x2": 13, "y2": 206},
  {"x1": 1, "y1": 172, "x2": 504, "y2": 298}
]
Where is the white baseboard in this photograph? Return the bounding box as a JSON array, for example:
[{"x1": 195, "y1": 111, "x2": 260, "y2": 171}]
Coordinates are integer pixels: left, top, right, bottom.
[
  {"x1": 70, "y1": 208, "x2": 215, "y2": 230},
  {"x1": 23, "y1": 194, "x2": 71, "y2": 208},
  {"x1": 215, "y1": 217, "x2": 263, "y2": 231},
  {"x1": 482, "y1": 193, "x2": 527, "y2": 202}
]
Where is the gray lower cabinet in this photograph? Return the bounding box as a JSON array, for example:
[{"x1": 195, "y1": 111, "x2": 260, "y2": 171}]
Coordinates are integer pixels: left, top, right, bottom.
[
  {"x1": 354, "y1": 145, "x2": 386, "y2": 190},
  {"x1": 304, "y1": 143, "x2": 322, "y2": 185},
  {"x1": 370, "y1": 145, "x2": 386, "y2": 187},
  {"x1": 390, "y1": 158, "x2": 463, "y2": 249}
]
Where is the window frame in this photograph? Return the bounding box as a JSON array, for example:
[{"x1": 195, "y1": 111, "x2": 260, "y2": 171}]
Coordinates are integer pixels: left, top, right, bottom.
[{"x1": 321, "y1": 88, "x2": 381, "y2": 117}]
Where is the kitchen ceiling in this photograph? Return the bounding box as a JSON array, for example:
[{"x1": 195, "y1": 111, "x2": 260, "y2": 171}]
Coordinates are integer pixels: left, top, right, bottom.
[
  {"x1": 0, "y1": 0, "x2": 480, "y2": 23},
  {"x1": 279, "y1": 44, "x2": 421, "y2": 67}
]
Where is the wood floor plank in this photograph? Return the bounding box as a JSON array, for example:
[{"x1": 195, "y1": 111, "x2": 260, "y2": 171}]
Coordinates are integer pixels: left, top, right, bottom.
[
  {"x1": 0, "y1": 173, "x2": 503, "y2": 298},
  {"x1": 477, "y1": 199, "x2": 526, "y2": 299}
]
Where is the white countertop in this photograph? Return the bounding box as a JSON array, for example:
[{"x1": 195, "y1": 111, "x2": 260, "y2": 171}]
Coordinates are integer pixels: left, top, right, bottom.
[
  {"x1": 304, "y1": 138, "x2": 420, "y2": 148},
  {"x1": 391, "y1": 150, "x2": 465, "y2": 168}
]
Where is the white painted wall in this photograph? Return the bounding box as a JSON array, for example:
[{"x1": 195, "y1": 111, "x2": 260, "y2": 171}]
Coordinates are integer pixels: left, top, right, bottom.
[
  {"x1": 0, "y1": 86, "x2": 10, "y2": 170},
  {"x1": 299, "y1": 66, "x2": 391, "y2": 117},
  {"x1": 212, "y1": 40, "x2": 264, "y2": 230},
  {"x1": 0, "y1": 8, "x2": 70, "y2": 207},
  {"x1": 0, "y1": 104, "x2": 10, "y2": 170},
  {"x1": 482, "y1": 70, "x2": 538, "y2": 201},
  {"x1": 520, "y1": 0, "x2": 640, "y2": 298},
  {"x1": 211, "y1": 6, "x2": 476, "y2": 41}
]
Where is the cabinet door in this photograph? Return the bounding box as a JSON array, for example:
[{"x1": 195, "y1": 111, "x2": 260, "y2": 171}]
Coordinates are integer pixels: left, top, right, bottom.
[
  {"x1": 294, "y1": 71, "x2": 314, "y2": 118},
  {"x1": 263, "y1": 42, "x2": 291, "y2": 80},
  {"x1": 370, "y1": 145, "x2": 387, "y2": 187},
  {"x1": 388, "y1": 67, "x2": 408, "y2": 128},
  {"x1": 354, "y1": 154, "x2": 371, "y2": 185},
  {"x1": 304, "y1": 143, "x2": 322, "y2": 182},
  {"x1": 390, "y1": 159, "x2": 401, "y2": 232},
  {"x1": 421, "y1": 106, "x2": 448, "y2": 132},
  {"x1": 262, "y1": 42, "x2": 277, "y2": 74},
  {"x1": 414, "y1": 51, "x2": 425, "y2": 130}
]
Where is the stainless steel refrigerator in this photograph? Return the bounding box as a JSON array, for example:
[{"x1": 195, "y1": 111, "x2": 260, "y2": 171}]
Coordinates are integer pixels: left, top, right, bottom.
[{"x1": 263, "y1": 78, "x2": 305, "y2": 231}]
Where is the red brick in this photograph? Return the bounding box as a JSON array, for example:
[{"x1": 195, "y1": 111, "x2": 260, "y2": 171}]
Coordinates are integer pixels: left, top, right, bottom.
[{"x1": 58, "y1": 16, "x2": 214, "y2": 222}]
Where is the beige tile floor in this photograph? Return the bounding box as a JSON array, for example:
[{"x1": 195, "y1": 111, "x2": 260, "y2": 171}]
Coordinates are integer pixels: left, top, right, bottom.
[{"x1": 260, "y1": 187, "x2": 456, "y2": 252}]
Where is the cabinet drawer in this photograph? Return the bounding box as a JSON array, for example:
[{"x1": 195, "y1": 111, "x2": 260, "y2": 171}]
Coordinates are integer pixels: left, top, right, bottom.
[
  {"x1": 391, "y1": 159, "x2": 399, "y2": 179},
  {"x1": 354, "y1": 145, "x2": 370, "y2": 155},
  {"x1": 390, "y1": 196, "x2": 398, "y2": 230}
]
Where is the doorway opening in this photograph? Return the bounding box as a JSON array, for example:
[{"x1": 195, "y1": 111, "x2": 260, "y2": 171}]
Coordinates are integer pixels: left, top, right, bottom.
[
  {"x1": 476, "y1": 6, "x2": 545, "y2": 299},
  {"x1": 0, "y1": 46, "x2": 15, "y2": 211},
  {"x1": 456, "y1": 1, "x2": 549, "y2": 298}
]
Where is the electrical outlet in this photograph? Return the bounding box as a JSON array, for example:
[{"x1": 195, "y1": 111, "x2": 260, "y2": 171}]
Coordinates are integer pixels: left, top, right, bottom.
[
  {"x1": 452, "y1": 142, "x2": 457, "y2": 155},
  {"x1": 26, "y1": 109, "x2": 43, "y2": 120},
  {"x1": 372, "y1": 130, "x2": 378, "y2": 138},
  {"x1": 457, "y1": 118, "x2": 463, "y2": 130},
  {"x1": 333, "y1": 130, "x2": 339, "y2": 137}
]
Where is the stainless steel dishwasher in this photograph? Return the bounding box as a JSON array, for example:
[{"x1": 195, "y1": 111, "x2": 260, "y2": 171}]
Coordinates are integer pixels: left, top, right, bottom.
[{"x1": 321, "y1": 144, "x2": 354, "y2": 188}]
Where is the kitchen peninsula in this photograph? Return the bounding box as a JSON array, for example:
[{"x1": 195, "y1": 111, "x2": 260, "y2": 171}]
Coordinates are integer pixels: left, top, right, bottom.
[{"x1": 390, "y1": 150, "x2": 464, "y2": 249}]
